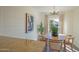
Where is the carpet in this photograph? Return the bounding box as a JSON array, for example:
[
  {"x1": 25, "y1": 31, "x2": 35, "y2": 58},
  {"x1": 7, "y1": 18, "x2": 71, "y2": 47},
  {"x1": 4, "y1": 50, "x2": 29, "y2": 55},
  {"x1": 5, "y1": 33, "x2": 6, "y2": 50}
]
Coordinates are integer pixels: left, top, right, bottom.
[
  {"x1": 43, "y1": 44, "x2": 79, "y2": 52},
  {"x1": 65, "y1": 45, "x2": 79, "y2": 52}
]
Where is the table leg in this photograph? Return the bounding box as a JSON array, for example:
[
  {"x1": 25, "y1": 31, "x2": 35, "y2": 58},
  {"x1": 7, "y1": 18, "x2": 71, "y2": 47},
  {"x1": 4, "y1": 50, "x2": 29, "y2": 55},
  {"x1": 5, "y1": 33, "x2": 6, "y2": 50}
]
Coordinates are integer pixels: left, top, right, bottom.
[{"x1": 64, "y1": 40, "x2": 66, "y2": 52}]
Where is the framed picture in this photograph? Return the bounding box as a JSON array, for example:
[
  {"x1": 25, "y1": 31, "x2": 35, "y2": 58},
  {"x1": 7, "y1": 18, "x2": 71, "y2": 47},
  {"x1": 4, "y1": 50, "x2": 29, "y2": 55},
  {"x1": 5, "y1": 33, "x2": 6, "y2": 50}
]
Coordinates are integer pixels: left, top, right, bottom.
[{"x1": 25, "y1": 13, "x2": 34, "y2": 33}]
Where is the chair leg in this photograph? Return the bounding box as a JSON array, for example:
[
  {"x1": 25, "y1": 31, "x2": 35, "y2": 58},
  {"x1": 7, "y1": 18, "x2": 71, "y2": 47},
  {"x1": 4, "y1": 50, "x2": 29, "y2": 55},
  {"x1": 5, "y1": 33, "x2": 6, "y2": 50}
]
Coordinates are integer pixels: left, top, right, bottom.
[
  {"x1": 71, "y1": 44, "x2": 73, "y2": 51},
  {"x1": 60, "y1": 41, "x2": 63, "y2": 51}
]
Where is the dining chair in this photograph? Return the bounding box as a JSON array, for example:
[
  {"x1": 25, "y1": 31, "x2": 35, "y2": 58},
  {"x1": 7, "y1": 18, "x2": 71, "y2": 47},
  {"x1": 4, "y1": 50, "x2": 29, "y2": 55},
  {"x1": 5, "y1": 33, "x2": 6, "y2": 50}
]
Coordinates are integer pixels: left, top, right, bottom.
[
  {"x1": 58, "y1": 34, "x2": 66, "y2": 51},
  {"x1": 49, "y1": 34, "x2": 66, "y2": 52},
  {"x1": 64, "y1": 35, "x2": 74, "y2": 51}
]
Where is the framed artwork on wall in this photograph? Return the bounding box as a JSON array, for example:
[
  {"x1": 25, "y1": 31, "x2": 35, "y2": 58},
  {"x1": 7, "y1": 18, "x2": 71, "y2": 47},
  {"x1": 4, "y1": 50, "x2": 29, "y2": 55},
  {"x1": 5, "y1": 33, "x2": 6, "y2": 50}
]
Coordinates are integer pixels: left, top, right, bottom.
[{"x1": 25, "y1": 13, "x2": 34, "y2": 33}]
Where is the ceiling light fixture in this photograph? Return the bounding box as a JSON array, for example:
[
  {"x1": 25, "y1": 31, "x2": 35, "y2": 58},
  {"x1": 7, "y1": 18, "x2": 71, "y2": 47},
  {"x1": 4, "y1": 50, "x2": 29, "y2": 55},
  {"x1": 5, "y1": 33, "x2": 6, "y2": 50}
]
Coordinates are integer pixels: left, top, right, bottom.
[{"x1": 50, "y1": 6, "x2": 59, "y2": 15}]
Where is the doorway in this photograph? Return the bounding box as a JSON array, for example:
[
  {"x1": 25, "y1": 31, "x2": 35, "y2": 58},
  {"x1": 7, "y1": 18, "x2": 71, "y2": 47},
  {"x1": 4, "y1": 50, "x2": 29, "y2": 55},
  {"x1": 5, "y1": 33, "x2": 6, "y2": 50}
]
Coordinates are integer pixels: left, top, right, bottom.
[{"x1": 48, "y1": 16, "x2": 60, "y2": 37}]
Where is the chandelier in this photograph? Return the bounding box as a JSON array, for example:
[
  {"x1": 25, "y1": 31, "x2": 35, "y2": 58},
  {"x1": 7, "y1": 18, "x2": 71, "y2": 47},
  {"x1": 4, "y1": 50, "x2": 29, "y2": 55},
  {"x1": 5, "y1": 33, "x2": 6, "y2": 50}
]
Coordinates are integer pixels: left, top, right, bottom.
[{"x1": 50, "y1": 6, "x2": 59, "y2": 15}]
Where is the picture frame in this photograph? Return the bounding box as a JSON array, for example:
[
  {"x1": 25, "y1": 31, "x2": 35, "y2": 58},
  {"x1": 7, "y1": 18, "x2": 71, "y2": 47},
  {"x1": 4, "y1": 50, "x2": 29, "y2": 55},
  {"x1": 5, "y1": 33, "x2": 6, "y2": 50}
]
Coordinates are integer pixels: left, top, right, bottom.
[{"x1": 25, "y1": 13, "x2": 34, "y2": 33}]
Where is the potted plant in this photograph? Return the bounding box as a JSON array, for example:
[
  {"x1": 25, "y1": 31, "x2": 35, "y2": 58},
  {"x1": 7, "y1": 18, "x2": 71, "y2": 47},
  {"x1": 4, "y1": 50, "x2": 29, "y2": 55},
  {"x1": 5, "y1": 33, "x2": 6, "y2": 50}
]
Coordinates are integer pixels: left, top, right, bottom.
[
  {"x1": 50, "y1": 20, "x2": 58, "y2": 37},
  {"x1": 37, "y1": 21, "x2": 44, "y2": 35}
]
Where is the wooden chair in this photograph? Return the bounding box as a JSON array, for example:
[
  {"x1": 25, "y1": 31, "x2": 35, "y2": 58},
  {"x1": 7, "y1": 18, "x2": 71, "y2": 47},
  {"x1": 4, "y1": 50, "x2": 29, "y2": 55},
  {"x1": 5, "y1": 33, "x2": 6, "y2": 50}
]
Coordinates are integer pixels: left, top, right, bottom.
[
  {"x1": 49, "y1": 35, "x2": 65, "y2": 52},
  {"x1": 64, "y1": 35, "x2": 74, "y2": 51},
  {"x1": 49, "y1": 39, "x2": 63, "y2": 52}
]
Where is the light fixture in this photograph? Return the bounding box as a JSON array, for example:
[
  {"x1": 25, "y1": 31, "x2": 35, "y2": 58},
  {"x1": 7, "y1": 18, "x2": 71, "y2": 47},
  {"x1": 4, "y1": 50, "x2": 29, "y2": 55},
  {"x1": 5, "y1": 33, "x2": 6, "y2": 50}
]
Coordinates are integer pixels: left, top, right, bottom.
[{"x1": 50, "y1": 6, "x2": 59, "y2": 15}]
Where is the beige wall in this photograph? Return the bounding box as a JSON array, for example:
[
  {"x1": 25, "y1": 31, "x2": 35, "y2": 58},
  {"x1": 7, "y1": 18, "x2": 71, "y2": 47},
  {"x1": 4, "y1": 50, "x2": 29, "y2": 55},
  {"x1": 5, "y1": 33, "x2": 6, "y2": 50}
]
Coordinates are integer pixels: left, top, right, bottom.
[
  {"x1": 0, "y1": 7, "x2": 41, "y2": 40},
  {"x1": 0, "y1": 7, "x2": 4, "y2": 35},
  {"x1": 64, "y1": 11, "x2": 73, "y2": 35},
  {"x1": 72, "y1": 8, "x2": 79, "y2": 48},
  {"x1": 64, "y1": 8, "x2": 79, "y2": 48}
]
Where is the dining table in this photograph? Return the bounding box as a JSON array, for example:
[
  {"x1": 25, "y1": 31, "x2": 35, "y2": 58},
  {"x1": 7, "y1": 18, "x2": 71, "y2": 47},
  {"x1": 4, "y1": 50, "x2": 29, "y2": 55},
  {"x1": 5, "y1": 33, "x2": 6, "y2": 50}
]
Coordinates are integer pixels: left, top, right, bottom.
[{"x1": 40, "y1": 36, "x2": 65, "y2": 52}]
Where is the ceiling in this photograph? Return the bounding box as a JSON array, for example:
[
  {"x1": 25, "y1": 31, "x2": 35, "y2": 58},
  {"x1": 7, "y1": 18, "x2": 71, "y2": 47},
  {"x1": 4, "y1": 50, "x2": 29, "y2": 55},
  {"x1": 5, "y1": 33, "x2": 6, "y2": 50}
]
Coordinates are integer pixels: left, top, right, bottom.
[{"x1": 32, "y1": 6, "x2": 79, "y2": 13}]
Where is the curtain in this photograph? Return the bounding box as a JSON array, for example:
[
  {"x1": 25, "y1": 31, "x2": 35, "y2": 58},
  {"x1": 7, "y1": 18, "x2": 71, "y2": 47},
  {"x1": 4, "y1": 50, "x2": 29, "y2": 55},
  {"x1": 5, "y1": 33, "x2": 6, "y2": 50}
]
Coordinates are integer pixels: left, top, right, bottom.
[
  {"x1": 44, "y1": 15, "x2": 48, "y2": 35},
  {"x1": 59, "y1": 14, "x2": 64, "y2": 34}
]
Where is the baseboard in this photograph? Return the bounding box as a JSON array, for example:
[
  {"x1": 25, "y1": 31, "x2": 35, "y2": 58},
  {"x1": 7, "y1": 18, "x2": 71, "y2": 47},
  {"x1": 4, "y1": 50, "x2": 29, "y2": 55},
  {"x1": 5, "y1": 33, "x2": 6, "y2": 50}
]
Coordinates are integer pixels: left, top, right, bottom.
[{"x1": 0, "y1": 34, "x2": 37, "y2": 41}]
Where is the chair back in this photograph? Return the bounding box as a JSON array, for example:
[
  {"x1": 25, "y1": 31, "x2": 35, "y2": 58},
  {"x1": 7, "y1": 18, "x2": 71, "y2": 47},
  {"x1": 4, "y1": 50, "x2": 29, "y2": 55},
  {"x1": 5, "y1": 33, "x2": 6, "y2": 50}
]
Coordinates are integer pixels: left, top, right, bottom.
[
  {"x1": 58, "y1": 34, "x2": 66, "y2": 40},
  {"x1": 66, "y1": 35, "x2": 74, "y2": 43},
  {"x1": 45, "y1": 32, "x2": 52, "y2": 40}
]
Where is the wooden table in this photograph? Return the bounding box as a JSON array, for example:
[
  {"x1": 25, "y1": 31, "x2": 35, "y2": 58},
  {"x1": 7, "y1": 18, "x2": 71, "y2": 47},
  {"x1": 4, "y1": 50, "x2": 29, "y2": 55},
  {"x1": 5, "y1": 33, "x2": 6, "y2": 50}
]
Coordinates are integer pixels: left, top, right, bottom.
[
  {"x1": 49, "y1": 39, "x2": 65, "y2": 51},
  {"x1": 40, "y1": 37, "x2": 65, "y2": 52}
]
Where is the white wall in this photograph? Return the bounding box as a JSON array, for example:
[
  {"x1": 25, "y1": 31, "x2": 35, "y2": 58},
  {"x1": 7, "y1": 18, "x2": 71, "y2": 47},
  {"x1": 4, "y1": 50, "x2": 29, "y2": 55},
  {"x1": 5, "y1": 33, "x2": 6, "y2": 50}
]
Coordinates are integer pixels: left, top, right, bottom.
[
  {"x1": 64, "y1": 11, "x2": 73, "y2": 35},
  {"x1": 64, "y1": 8, "x2": 79, "y2": 48},
  {"x1": 72, "y1": 8, "x2": 79, "y2": 48},
  {"x1": 0, "y1": 6, "x2": 41, "y2": 40},
  {"x1": 0, "y1": 7, "x2": 4, "y2": 35}
]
